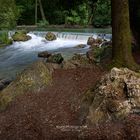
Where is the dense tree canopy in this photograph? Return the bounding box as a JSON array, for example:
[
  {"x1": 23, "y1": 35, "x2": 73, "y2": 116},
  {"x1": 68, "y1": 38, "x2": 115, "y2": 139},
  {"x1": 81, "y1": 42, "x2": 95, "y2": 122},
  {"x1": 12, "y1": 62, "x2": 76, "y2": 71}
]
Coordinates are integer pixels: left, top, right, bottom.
[{"x1": 0, "y1": 0, "x2": 112, "y2": 28}]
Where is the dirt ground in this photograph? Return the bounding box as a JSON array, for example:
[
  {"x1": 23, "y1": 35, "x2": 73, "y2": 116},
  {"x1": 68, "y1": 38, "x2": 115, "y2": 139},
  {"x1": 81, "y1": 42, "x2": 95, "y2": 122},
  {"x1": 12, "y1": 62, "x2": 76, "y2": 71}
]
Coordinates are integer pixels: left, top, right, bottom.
[
  {"x1": 0, "y1": 66, "x2": 103, "y2": 139},
  {"x1": 0, "y1": 62, "x2": 139, "y2": 139}
]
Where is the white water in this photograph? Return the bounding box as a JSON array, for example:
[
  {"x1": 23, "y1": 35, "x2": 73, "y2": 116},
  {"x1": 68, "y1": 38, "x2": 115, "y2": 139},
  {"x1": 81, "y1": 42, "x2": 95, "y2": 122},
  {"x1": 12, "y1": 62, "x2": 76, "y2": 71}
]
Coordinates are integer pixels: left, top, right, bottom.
[
  {"x1": 0, "y1": 32, "x2": 92, "y2": 79},
  {"x1": 0, "y1": 31, "x2": 112, "y2": 79},
  {"x1": 11, "y1": 33, "x2": 89, "y2": 51}
]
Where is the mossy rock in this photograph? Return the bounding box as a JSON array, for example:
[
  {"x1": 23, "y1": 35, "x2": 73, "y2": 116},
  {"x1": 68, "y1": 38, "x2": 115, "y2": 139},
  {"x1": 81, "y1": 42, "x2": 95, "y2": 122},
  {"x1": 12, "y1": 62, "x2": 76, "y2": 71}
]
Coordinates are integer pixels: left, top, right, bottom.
[
  {"x1": 38, "y1": 51, "x2": 52, "y2": 58},
  {"x1": 47, "y1": 53, "x2": 64, "y2": 64},
  {"x1": 63, "y1": 54, "x2": 92, "y2": 69},
  {"x1": 0, "y1": 61, "x2": 53, "y2": 111},
  {"x1": 45, "y1": 32, "x2": 57, "y2": 41},
  {"x1": 87, "y1": 37, "x2": 96, "y2": 45},
  {"x1": 12, "y1": 30, "x2": 31, "y2": 42}
]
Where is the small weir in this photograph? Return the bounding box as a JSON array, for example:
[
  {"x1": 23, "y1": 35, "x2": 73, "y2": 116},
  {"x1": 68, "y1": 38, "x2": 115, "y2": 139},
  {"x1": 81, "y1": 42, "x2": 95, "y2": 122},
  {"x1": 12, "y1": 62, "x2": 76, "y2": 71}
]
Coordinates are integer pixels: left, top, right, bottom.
[{"x1": 1, "y1": 31, "x2": 112, "y2": 79}]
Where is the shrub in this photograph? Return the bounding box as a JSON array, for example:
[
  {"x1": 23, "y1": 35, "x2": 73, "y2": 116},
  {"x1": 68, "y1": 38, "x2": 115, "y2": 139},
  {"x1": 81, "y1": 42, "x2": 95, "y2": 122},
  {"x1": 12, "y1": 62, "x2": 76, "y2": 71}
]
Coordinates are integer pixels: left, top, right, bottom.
[
  {"x1": 93, "y1": 0, "x2": 111, "y2": 27},
  {"x1": 0, "y1": 32, "x2": 13, "y2": 47},
  {"x1": 37, "y1": 20, "x2": 49, "y2": 28}
]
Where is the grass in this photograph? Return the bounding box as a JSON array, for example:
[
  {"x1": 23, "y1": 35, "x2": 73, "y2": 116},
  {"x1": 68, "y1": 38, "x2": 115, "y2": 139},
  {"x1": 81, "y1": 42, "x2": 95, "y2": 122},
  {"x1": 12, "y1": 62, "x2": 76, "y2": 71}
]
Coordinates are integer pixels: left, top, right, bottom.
[{"x1": 0, "y1": 31, "x2": 12, "y2": 47}]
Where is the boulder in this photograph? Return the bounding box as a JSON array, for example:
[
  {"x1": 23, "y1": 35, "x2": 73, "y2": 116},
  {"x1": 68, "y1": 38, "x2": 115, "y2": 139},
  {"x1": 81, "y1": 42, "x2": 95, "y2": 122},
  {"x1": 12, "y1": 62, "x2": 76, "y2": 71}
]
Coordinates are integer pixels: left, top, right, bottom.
[
  {"x1": 95, "y1": 38, "x2": 103, "y2": 44},
  {"x1": 101, "y1": 41, "x2": 112, "y2": 47},
  {"x1": 45, "y1": 32, "x2": 57, "y2": 41},
  {"x1": 0, "y1": 78, "x2": 12, "y2": 91},
  {"x1": 87, "y1": 37, "x2": 96, "y2": 45},
  {"x1": 86, "y1": 50, "x2": 96, "y2": 63},
  {"x1": 12, "y1": 31, "x2": 31, "y2": 42},
  {"x1": 0, "y1": 61, "x2": 55, "y2": 111},
  {"x1": 81, "y1": 68, "x2": 140, "y2": 124},
  {"x1": 90, "y1": 44, "x2": 99, "y2": 49},
  {"x1": 0, "y1": 83, "x2": 5, "y2": 90},
  {"x1": 47, "y1": 53, "x2": 64, "y2": 64},
  {"x1": 86, "y1": 46, "x2": 112, "y2": 64},
  {"x1": 38, "y1": 51, "x2": 52, "y2": 58},
  {"x1": 63, "y1": 53, "x2": 92, "y2": 69}
]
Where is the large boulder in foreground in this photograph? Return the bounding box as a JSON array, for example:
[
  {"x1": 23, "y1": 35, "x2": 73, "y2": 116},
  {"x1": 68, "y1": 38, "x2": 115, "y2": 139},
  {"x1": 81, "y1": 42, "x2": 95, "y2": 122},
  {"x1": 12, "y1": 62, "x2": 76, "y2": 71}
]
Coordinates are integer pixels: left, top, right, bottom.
[
  {"x1": 45, "y1": 32, "x2": 57, "y2": 41},
  {"x1": 81, "y1": 67, "x2": 140, "y2": 124},
  {"x1": 0, "y1": 61, "x2": 61, "y2": 111},
  {"x1": 12, "y1": 31, "x2": 31, "y2": 42}
]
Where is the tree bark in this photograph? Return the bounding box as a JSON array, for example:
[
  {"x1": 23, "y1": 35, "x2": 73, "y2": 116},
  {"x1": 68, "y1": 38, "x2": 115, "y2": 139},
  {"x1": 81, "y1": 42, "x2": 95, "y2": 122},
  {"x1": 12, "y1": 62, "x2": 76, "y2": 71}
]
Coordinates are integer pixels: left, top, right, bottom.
[
  {"x1": 111, "y1": 0, "x2": 139, "y2": 70},
  {"x1": 38, "y1": 0, "x2": 46, "y2": 22},
  {"x1": 35, "y1": 0, "x2": 38, "y2": 24}
]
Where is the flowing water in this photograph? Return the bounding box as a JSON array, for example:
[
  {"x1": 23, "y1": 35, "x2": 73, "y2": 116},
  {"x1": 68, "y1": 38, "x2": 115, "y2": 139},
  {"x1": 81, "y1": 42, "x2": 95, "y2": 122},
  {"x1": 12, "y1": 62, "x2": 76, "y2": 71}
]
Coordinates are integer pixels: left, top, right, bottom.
[{"x1": 0, "y1": 31, "x2": 112, "y2": 79}]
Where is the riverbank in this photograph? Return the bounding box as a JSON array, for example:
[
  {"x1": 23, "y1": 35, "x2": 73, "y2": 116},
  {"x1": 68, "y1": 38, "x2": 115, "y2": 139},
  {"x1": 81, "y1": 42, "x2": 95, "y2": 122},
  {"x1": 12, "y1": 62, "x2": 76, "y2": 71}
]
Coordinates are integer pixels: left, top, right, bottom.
[
  {"x1": 0, "y1": 60, "x2": 139, "y2": 139},
  {"x1": 16, "y1": 25, "x2": 112, "y2": 33}
]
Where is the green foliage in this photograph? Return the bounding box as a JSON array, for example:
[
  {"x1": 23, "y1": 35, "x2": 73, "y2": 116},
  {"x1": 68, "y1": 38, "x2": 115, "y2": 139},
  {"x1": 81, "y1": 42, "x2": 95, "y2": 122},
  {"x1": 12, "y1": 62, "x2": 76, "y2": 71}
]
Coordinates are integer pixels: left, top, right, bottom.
[
  {"x1": 53, "y1": 10, "x2": 69, "y2": 24},
  {"x1": 0, "y1": 0, "x2": 20, "y2": 29},
  {"x1": 37, "y1": 20, "x2": 49, "y2": 28},
  {"x1": 0, "y1": 32, "x2": 13, "y2": 47},
  {"x1": 65, "y1": 3, "x2": 89, "y2": 26},
  {"x1": 0, "y1": 0, "x2": 112, "y2": 27},
  {"x1": 93, "y1": 0, "x2": 111, "y2": 27}
]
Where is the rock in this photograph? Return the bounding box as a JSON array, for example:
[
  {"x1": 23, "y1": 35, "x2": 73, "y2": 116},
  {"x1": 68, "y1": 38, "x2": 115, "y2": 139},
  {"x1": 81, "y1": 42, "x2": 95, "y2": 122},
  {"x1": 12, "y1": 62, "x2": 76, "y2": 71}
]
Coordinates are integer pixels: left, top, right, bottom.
[
  {"x1": 38, "y1": 51, "x2": 52, "y2": 58},
  {"x1": 90, "y1": 44, "x2": 99, "y2": 49},
  {"x1": 86, "y1": 50, "x2": 96, "y2": 63},
  {"x1": 47, "y1": 53, "x2": 64, "y2": 64},
  {"x1": 45, "y1": 32, "x2": 57, "y2": 41},
  {"x1": 1, "y1": 78, "x2": 12, "y2": 85},
  {"x1": 0, "y1": 78, "x2": 12, "y2": 91},
  {"x1": 81, "y1": 68, "x2": 140, "y2": 124},
  {"x1": 87, "y1": 37, "x2": 96, "y2": 45},
  {"x1": 0, "y1": 83, "x2": 5, "y2": 90},
  {"x1": 74, "y1": 44, "x2": 87, "y2": 48},
  {"x1": 95, "y1": 38, "x2": 103, "y2": 44},
  {"x1": 12, "y1": 31, "x2": 31, "y2": 42},
  {"x1": 86, "y1": 46, "x2": 112, "y2": 64},
  {"x1": 0, "y1": 61, "x2": 57, "y2": 111},
  {"x1": 101, "y1": 41, "x2": 112, "y2": 47},
  {"x1": 63, "y1": 53, "x2": 92, "y2": 69}
]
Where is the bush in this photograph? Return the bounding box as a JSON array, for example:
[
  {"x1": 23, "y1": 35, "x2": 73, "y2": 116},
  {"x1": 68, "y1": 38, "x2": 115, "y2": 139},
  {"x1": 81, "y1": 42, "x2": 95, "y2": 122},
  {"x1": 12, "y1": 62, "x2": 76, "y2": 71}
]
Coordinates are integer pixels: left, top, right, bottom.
[
  {"x1": 37, "y1": 20, "x2": 49, "y2": 28},
  {"x1": 65, "y1": 3, "x2": 89, "y2": 26},
  {"x1": 93, "y1": 0, "x2": 111, "y2": 27},
  {"x1": 0, "y1": 32, "x2": 13, "y2": 47}
]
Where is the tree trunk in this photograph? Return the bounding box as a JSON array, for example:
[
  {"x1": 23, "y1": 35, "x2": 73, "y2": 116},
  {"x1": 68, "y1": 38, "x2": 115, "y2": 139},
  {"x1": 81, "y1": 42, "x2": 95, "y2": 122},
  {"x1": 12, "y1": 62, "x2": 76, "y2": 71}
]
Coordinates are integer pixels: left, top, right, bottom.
[
  {"x1": 38, "y1": 0, "x2": 46, "y2": 22},
  {"x1": 35, "y1": 0, "x2": 38, "y2": 24},
  {"x1": 111, "y1": 0, "x2": 139, "y2": 70},
  {"x1": 129, "y1": 0, "x2": 140, "y2": 49}
]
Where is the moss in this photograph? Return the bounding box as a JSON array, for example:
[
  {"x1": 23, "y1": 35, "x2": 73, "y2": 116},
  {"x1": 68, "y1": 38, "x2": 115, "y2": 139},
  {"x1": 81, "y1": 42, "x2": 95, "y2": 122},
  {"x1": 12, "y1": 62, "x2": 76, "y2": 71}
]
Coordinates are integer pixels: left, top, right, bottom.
[
  {"x1": 12, "y1": 30, "x2": 31, "y2": 42},
  {"x1": 0, "y1": 32, "x2": 13, "y2": 47},
  {"x1": 0, "y1": 61, "x2": 52, "y2": 111},
  {"x1": 81, "y1": 89, "x2": 95, "y2": 105}
]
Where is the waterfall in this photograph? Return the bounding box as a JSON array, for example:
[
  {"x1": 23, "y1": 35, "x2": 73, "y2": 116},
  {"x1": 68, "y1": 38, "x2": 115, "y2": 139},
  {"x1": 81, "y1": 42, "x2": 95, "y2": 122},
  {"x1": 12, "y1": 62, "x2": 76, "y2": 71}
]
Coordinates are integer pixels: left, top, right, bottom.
[{"x1": 29, "y1": 31, "x2": 112, "y2": 41}]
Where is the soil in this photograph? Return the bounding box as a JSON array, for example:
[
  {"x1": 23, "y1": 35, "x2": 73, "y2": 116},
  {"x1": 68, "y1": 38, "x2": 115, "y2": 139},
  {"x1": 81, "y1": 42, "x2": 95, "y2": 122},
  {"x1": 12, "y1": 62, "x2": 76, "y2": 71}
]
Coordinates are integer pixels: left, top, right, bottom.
[
  {"x1": 0, "y1": 66, "x2": 103, "y2": 139},
  {"x1": 0, "y1": 61, "x2": 139, "y2": 139}
]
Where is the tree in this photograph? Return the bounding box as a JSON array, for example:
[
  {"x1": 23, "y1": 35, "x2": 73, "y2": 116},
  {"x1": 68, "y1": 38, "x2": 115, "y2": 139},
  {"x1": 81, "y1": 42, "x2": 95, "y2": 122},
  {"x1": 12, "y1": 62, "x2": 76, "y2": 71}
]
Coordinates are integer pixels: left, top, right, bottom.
[
  {"x1": 38, "y1": 0, "x2": 46, "y2": 22},
  {"x1": 0, "y1": 0, "x2": 19, "y2": 29},
  {"x1": 111, "y1": 0, "x2": 139, "y2": 70},
  {"x1": 35, "y1": 0, "x2": 38, "y2": 24}
]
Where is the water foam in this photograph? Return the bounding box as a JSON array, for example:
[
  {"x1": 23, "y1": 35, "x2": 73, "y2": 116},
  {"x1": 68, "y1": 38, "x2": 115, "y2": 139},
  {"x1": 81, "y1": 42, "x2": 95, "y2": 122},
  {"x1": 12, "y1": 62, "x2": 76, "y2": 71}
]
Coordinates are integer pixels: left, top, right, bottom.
[{"x1": 11, "y1": 33, "x2": 88, "y2": 52}]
